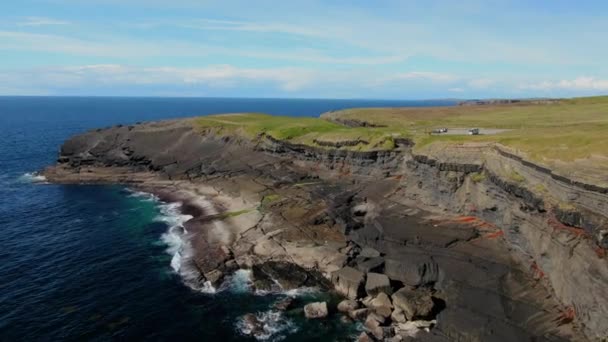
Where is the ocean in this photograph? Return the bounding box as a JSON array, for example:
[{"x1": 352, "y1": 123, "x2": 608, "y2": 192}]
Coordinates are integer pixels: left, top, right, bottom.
[{"x1": 0, "y1": 97, "x2": 455, "y2": 341}]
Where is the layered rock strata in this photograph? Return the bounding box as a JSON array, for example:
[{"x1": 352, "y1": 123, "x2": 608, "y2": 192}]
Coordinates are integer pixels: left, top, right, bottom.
[{"x1": 42, "y1": 118, "x2": 608, "y2": 341}]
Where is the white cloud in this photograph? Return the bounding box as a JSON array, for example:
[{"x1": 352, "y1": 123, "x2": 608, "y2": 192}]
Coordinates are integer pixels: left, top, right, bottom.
[
  {"x1": 0, "y1": 30, "x2": 403, "y2": 65},
  {"x1": 0, "y1": 64, "x2": 470, "y2": 96},
  {"x1": 17, "y1": 17, "x2": 70, "y2": 26},
  {"x1": 520, "y1": 77, "x2": 608, "y2": 91},
  {"x1": 448, "y1": 87, "x2": 464, "y2": 93},
  {"x1": 0, "y1": 64, "x2": 319, "y2": 92}
]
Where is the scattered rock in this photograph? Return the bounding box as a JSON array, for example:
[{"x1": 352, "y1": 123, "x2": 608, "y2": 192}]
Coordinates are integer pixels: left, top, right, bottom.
[
  {"x1": 391, "y1": 308, "x2": 407, "y2": 323},
  {"x1": 360, "y1": 247, "x2": 381, "y2": 258},
  {"x1": 272, "y1": 297, "x2": 294, "y2": 311},
  {"x1": 304, "y1": 302, "x2": 328, "y2": 319},
  {"x1": 340, "y1": 315, "x2": 354, "y2": 324},
  {"x1": 349, "y1": 308, "x2": 369, "y2": 321},
  {"x1": 391, "y1": 287, "x2": 435, "y2": 320},
  {"x1": 364, "y1": 314, "x2": 385, "y2": 340},
  {"x1": 241, "y1": 313, "x2": 264, "y2": 338},
  {"x1": 337, "y1": 299, "x2": 359, "y2": 313},
  {"x1": 357, "y1": 332, "x2": 373, "y2": 342},
  {"x1": 204, "y1": 269, "x2": 224, "y2": 287},
  {"x1": 368, "y1": 292, "x2": 393, "y2": 318},
  {"x1": 388, "y1": 335, "x2": 403, "y2": 342},
  {"x1": 365, "y1": 272, "x2": 393, "y2": 296},
  {"x1": 252, "y1": 261, "x2": 330, "y2": 291},
  {"x1": 396, "y1": 320, "x2": 436, "y2": 337},
  {"x1": 331, "y1": 266, "x2": 365, "y2": 299}
]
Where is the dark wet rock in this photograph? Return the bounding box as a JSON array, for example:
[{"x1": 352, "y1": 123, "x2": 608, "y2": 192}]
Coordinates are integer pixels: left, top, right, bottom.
[
  {"x1": 359, "y1": 246, "x2": 381, "y2": 258},
  {"x1": 391, "y1": 288, "x2": 435, "y2": 321},
  {"x1": 272, "y1": 297, "x2": 294, "y2": 311},
  {"x1": 252, "y1": 261, "x2": 330, "y2": 291},
  {"x1": 337, "y1": 299, "x2": 359, "y2": 313},
  {"x1": 241, "y1": 313, "x2": 265, "y2": 338},
  {"x1": 331, "y1": 266, "x2": 365, "y2": 299},
  {"x1": 365, "y1": 272, "x2": 392, "y2": 296},
  {"x1": 304, "y1": 302, "x2": 328, "y2": 319}
]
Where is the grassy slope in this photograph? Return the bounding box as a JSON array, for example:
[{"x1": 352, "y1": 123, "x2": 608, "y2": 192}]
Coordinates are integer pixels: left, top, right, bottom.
[
  {"x1": 193, "y1": 96, "x2": 608, "y2": 183},
  {"x1": 195, "y1": 113, "x2": 407, "y2": 151}
]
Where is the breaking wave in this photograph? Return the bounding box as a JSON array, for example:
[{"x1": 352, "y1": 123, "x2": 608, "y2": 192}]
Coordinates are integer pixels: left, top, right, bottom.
[{"x1": 18, "y1": 172, "x2": 47, "y2": 183}]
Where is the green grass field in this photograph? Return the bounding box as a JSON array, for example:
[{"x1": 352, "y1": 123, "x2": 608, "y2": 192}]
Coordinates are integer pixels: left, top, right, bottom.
[
  {"x1": 195, "y1": 113, "x2": 407, "y2": 151},
  {"x1": 194, "y1": 96, "x2": 608, "y2": 181}
]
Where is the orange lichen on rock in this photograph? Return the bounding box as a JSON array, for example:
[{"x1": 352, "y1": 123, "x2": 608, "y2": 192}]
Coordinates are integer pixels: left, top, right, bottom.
[
  {"x1": 556, "y1": 306, "x2": 576, "y2": 325},
  {"x1": 530, "y1": 261, "x2": 545, "y2": 279},
  {"x1": 485, "y1": 230, "x2": 504, "y2": 239},
  {"x1": 547, "y1": 215, "x2": 589, "y2": 237}
]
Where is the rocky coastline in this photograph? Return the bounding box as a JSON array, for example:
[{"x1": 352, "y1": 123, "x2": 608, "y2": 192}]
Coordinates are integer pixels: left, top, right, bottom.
[{"x1": 42, "y1": 118, "x2": 608, "y2": 341}]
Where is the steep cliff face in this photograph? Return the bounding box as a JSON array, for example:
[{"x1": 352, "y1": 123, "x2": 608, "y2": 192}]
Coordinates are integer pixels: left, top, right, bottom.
[
  {"x1": 46, "y1": 120, "x2": 608, "y2": 340},
  {"x1": 402, "y1": 146, "x2": 608, "y2": 340}
]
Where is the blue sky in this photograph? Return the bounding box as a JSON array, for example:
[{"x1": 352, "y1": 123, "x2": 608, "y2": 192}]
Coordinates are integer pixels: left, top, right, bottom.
[{"x1": 1, "y1": 0, "x2": 608, "y2": 98}]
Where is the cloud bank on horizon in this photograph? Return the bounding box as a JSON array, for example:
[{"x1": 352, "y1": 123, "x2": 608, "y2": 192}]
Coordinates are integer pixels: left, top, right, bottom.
[{"x1": 1, "y1": 0, "x2": 608, "y2": 99}]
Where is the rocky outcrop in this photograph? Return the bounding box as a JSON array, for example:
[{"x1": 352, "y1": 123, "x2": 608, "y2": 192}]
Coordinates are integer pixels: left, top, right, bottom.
[
  {"x1": 365, "y1": 272, "x2": 392, "y2": 296},
  {"x1": 331, "y1": 266, "x2": 365, "y2": 299},
  {"x1": 391, "y1": 288, "x2": 435, "y2": 320},
  {"x1": 304, "y1": 302, "x2": 328, "y2": 319},
  {"x1": 42, "y1": 118, "x2": 608, "y2": 341}
]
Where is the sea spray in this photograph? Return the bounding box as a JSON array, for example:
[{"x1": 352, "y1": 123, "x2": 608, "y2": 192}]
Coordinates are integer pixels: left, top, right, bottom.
[
  {"x1": 18, "y1": 172, "x2": 47, "y2": 183},
  {"x1": 236, "y1": 310, "x2": 298, "y2": 341}
]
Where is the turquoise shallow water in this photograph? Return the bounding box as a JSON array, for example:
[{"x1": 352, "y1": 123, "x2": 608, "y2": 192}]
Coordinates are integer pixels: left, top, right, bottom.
[{"x1": 0, "y1": 97, "x2": 454, "y2": 341}]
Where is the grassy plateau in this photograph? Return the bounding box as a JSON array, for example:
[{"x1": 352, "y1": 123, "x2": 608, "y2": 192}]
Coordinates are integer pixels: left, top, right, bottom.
[{"x1": 195, "y1": 96, "x2": 608, "y2": 183}]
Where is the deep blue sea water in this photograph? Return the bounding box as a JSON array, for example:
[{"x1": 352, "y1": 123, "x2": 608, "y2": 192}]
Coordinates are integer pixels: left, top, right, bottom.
[{"x1": 0, "y1": 97, "x2": 455, "y2": 341}]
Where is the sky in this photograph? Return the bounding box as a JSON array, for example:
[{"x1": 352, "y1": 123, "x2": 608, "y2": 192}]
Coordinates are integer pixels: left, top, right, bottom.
[{"x1": 1, "y1": 0, "x2": 608, "y2": 99}]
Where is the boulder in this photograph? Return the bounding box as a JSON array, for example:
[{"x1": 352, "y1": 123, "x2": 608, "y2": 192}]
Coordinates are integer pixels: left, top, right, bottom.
[
  {"x1": 365, "y1": 272, "x2": 393, "y2": 296},
  {"x1": 368, "y1": 292, "x2": 393, "y2": 318},
  {"x1": 391, "y1": 308, "x2": 407, "y2": 323},
  {"x1": 331, "y1": 266, "x2": 365, "y2": 299},
  {"x1": 384, "y1": 257, "x2": 440, "y2": 287},
  {"x1": 391, "y1": 287, "x2": 435, "y2": 320},
  {"x1": 253, "y1": 261, "x2": 330, "y2": 291},
  {"x1": 272, "y1": 297, "x2": 294, "y2": 311},
  {"x1": 360, "y1": 247, "x2": 381, "y2": 258},
  {"x1": 304, "y1": 302, "x2": 328, "y2": 319},
  {"x1": 355, "y1": 257, "x2": 385, "y2": 274},
  {"x1": 349, "y1": 308, "x2": 370, "y2": 321},
  {"x1": 337, "y1": 299, "x2": 359, "y2": 313},
  {"x1": 364, "y1": 315, "x2": 385, "y2": 340},
  {"x1": 396, "y1": 320, "x2": 436, "y2": 337},
  {"x1": 241, "y1": 313, "x2": 265, "y2": 338},
  {"x1": 357, "y1": 332, "x2": 373, "y2": 342}
]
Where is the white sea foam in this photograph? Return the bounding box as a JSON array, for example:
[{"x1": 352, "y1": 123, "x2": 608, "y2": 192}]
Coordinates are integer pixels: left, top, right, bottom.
[
  {"x1": 220, "y1": 269, "x2": 253, "y2": 293},
  {"x1": 236, "y1": 310, "x2": 297, "y2": 341},
  {"x1": 126, "y1": 189, "x2": 159, "y2": 201},
  {"x1": 18, "y1": 172, "x2": 47, "y2": 183},
  {"x1": 153, "y1": 201, "x2": 213, "y2": 288}
]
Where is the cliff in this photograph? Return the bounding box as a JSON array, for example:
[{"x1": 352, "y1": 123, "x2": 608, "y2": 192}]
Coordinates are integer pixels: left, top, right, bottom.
[{"x1": 42, "y1": 114, "x2": 608, "y2": 341}]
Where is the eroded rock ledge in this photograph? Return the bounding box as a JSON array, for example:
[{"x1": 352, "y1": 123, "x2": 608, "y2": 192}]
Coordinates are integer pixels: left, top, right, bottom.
[{"x1": 43, "y1": 119, "x2": 608, "y2": 341}]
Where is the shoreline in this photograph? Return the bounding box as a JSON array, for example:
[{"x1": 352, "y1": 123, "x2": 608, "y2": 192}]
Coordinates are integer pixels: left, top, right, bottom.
[{"x1": 40, "y1": 116, "x2": 602, "y2": 341}]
